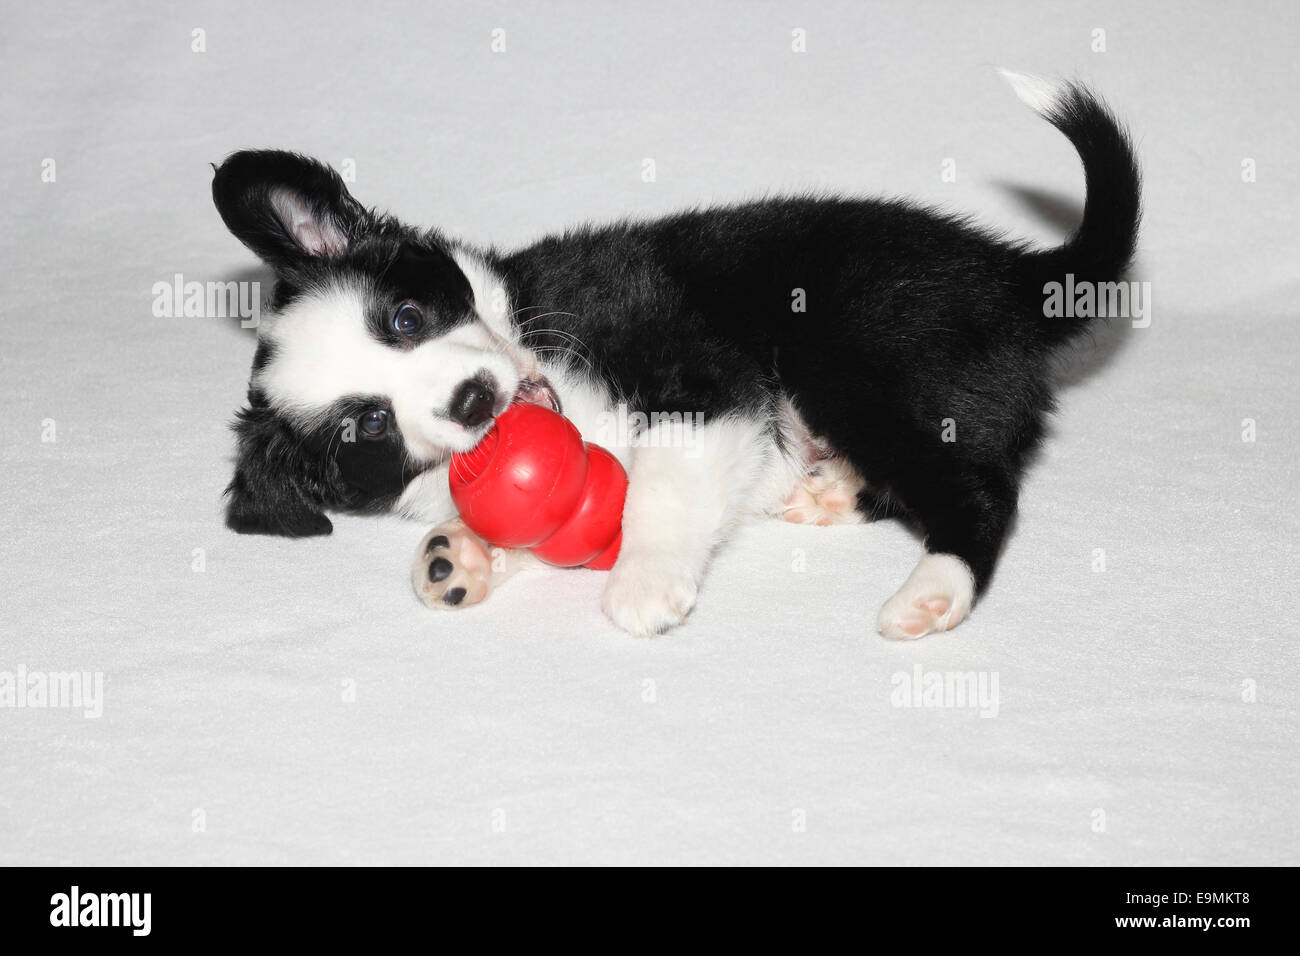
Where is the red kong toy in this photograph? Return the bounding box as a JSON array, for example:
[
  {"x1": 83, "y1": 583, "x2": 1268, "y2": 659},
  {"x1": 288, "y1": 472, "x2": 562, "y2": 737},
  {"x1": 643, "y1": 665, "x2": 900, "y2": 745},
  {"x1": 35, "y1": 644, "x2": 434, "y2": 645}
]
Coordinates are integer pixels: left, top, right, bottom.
[{"x1": 449, "y1": 402, "x2": 627, "y2": 570}]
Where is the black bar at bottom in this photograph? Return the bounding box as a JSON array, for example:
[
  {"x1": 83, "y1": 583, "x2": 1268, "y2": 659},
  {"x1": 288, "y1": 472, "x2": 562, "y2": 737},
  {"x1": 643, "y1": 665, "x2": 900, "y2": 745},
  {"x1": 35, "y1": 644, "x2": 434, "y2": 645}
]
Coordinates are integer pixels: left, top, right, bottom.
[{"x1": 0, "y1": 865, "x2": 1284, "y2": 942}]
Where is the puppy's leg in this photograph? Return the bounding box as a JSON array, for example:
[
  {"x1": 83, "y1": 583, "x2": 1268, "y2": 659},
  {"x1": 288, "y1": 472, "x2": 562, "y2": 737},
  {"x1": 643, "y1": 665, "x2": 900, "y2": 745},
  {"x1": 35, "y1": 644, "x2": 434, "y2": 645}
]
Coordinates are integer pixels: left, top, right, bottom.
[
  {"x1": 877, "y1": 467, "x2": 1016, "y2": 640},
  {"x1": 412, "y1": 519, "x2": 539, "y2": 610},
  {"x1": 602, "y1": 415, "x2": 773, "y2": 636}
]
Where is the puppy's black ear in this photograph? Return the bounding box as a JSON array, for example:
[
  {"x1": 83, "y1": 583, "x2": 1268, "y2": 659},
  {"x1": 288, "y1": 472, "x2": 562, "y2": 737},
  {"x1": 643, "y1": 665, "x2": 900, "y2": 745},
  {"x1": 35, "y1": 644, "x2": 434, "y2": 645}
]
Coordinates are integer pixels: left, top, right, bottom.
[
  {"x1": 225, "y1": 404, "x2": 333, "y2": 537},
  {"x1": 211, "y1": 150, "x2": 366, "y2": 272}
]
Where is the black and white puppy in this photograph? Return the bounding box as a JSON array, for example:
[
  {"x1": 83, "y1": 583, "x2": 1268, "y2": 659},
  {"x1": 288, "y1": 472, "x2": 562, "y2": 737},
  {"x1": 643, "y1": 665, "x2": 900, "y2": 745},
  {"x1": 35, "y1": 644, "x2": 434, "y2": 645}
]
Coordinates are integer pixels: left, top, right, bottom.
[{"x1": 211, "y1": 72, "x2": 1139, "y2": 639}]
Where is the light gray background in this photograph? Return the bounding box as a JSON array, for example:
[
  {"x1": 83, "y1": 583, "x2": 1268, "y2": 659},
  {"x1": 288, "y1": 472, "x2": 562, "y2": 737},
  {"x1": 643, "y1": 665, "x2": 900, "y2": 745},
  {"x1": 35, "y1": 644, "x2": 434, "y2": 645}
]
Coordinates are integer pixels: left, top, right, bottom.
[{"x1": 1, "y1": 1, "x2": 1296, "y2": 865}]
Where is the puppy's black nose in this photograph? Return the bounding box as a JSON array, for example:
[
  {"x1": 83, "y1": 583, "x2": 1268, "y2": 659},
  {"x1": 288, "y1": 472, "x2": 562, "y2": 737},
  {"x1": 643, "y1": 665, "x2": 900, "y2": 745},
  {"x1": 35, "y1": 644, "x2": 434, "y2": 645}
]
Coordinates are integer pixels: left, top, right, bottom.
[{"x1": 449, "y1": 378, "x2": 496, "y2": 428}]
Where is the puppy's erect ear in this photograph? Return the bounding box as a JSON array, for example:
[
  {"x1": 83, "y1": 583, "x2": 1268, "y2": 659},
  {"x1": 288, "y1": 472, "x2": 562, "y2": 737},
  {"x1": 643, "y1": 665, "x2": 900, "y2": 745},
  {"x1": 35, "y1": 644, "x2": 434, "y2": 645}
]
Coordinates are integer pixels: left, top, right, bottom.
[
  {"x1": 225, "y1": 404, "x2": 333, "y2": 538},
  {"x1": 211, "y1": 150, "x2": 366, "y2": 272}
]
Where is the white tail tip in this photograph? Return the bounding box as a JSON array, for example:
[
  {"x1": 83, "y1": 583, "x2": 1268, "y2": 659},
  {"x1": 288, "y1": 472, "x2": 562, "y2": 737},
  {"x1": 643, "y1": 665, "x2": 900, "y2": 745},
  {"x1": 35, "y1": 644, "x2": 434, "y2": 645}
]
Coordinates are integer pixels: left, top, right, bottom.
[{"x1": 997, "y1": 68, "x2": 1063, "y2": 116}]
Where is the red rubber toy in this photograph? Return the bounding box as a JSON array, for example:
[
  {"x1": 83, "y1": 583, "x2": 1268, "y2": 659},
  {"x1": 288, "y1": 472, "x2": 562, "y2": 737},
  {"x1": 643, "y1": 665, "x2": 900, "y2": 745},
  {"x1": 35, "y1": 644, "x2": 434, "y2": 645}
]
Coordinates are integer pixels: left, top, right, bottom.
[{"x1": 449, "y1": 402, "x2": 627, "y2": 570}]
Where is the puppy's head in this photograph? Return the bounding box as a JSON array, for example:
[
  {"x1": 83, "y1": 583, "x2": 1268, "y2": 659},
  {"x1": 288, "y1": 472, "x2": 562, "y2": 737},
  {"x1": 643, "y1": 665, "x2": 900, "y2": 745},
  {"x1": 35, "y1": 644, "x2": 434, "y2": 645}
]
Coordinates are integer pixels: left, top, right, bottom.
[{"x1": 212, "y1": 150, "x2": 530, "y2": 536}]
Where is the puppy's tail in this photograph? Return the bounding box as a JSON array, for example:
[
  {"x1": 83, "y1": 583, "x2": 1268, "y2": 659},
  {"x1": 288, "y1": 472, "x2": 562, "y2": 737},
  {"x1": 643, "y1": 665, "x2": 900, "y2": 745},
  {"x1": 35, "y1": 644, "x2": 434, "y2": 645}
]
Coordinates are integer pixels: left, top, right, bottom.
[{"x1": 1001, "y1": 70, "x2": 1142, "y2": 339}]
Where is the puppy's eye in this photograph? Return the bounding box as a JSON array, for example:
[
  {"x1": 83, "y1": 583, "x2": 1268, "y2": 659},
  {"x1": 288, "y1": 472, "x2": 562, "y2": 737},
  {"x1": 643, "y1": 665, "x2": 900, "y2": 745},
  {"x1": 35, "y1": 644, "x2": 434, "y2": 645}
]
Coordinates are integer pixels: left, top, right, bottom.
[
  {"x1": 393, "y1": 303, "x2": 424, "y2": 336},
  {"x1": 359, "y1": 409, "x2": 389, "y2": 439}
]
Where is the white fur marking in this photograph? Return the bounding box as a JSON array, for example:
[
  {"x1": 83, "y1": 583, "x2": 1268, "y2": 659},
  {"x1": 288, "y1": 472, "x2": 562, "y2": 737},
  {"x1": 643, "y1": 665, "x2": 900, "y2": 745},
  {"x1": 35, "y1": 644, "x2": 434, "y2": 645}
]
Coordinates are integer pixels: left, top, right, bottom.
[
  {"x1": 997, "y1": 68, "x2": 1063, "y2": 117},
  {"x1": 450, "y1": 247, "x2": 512, "y2": 341},
  {"x1": 395, "y1": 463, "x2": 457, "y2": 522},
  {"x1": 257, "y1": 280, "x2": 523, "y2": 459},
  {"x1": 602, "y1": 414, "x2": 776, "y2": 636}
]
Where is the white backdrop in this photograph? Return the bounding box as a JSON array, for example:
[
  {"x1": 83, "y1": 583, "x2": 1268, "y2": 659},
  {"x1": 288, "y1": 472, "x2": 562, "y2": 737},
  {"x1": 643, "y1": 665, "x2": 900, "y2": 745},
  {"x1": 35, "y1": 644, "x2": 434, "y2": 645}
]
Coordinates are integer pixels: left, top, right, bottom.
[{"x1": 1, "y1": 0, "x2": 1296, "y2": 864}]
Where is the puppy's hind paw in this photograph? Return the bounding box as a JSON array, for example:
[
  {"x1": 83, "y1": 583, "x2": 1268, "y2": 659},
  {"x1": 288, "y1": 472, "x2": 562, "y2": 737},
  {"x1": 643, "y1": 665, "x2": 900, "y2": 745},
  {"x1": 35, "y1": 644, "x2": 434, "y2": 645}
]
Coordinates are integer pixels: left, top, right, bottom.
[
  {"x1": 412, "y1": 520, "x2": 495, "y2": 610},
  {"x1": 877, "y1": 553, "x2": 975, "y2": 640},
  {"x1": 782, "y1": 456, "x2": 867, "y2": 526}
]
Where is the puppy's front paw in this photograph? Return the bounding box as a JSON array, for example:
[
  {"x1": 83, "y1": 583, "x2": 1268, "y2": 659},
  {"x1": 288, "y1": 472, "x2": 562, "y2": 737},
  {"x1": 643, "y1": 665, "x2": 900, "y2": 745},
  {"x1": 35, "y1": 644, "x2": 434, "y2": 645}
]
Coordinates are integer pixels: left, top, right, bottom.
[
  {"x1": 601, "y1": 552, "x2": 699, "y2": 637},
  {"x1": 877, "y1": 553, "x2": 975, "y2": 640},
  {"x1": 412, "y1": 520, "x2": 495, "y2": 610}
]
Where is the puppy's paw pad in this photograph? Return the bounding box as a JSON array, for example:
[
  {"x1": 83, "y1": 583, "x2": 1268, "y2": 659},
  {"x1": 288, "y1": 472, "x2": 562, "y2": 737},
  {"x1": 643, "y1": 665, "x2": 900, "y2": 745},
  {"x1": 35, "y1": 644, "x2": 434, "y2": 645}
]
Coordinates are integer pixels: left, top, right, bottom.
[
  {"x1": 880, "y1": 603, "x2": 951, "y2": 641},
  {"x1": 920, "y1": 596, "x2": 951, "y2": 617},
  {"x1": 412, "y1": 523, "x2": 493, "y2": 610},
  {"x1": 877, "y1": 554, "x2": 974, "y2": 641},
  {"x1": 782, "y1": 458, "x2": 866, "y2": 526},
  {"x1": 601, "y1": 554, "x2": 698, "y2": 637},
  {"x1": 891, "y1": 612, "x2": 934, "y2": 639}
]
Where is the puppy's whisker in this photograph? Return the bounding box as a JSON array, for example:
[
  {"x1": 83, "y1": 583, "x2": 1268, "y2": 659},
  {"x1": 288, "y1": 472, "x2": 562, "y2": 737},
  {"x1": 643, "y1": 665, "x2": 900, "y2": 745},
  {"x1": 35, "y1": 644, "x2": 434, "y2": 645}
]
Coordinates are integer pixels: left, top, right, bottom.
[
  {"x1": 510, "y1": 305, "x2": 555, "y2": 318},
  {"x1": 520, "y1": 325, "x2": 591, "y2": 351},
  {"x1": 518, "y1": 327, "x2": 598, "y2": 376},
  {"x1": 519, "y1": 310, "x2": 578, "y2": 325},
  {"x1": 451, "y1": 451, "x2": 473, "y2": 487},
  {"x1": 528, "y1": 344, "x2": 595, "y2": 375}
]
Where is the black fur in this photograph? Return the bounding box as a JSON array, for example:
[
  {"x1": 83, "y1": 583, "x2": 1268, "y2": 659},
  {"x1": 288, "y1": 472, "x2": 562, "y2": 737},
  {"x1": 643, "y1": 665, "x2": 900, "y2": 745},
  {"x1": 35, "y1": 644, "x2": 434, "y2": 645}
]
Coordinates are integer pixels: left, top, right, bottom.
[
  {"x1": 213, "y1": 82, "x2": 1140, "y2": 598},
  {"x1": 225, "y1": 403, "x2": 335, "y2": 538}
]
